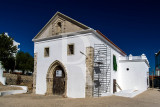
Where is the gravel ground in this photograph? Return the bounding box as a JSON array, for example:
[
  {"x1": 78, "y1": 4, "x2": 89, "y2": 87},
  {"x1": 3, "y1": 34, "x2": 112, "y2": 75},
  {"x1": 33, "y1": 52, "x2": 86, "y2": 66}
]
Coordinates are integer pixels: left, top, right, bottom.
[
  {"x1": 0, "y1": 86, "x2": 22, "y2": 91},
  {"x1": 0, "y1": 89, "x2": 160, "y2": 107}
]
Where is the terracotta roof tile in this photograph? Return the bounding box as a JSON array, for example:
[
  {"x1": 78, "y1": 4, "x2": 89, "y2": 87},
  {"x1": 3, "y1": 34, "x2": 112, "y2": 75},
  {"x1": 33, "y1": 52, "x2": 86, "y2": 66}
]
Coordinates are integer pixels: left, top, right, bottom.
[{"x1": 96, "y1": 30, "x2": 126, "y2": 55}]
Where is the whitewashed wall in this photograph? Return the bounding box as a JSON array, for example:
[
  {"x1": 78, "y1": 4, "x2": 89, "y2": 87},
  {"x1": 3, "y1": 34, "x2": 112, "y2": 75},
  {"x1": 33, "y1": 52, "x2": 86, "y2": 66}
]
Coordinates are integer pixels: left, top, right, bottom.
[
  {"x1": 88, "y1": 34, "x2": 123, "y2": 95},
  {"x1": 34, "y1": 31, "x2": 149, "y2": 98},
  {"x1": 34, "y1": 32, "x2": 123, "y2": 98},
  {"x1": 88, "y1": 34, "x2": 149, "y2": 94},
  {"x1": 0, "y1": 63, "x2": 6, "y2": 85},
  {"x1": 118, "y1": 61, "x2": 149, "y2": 91},
  {"x1": 34, "y1": 33, "x2": 91, "y2": 98},
  {"x1": 110, "y1": 49, "x2": 121, "y2": 93}
]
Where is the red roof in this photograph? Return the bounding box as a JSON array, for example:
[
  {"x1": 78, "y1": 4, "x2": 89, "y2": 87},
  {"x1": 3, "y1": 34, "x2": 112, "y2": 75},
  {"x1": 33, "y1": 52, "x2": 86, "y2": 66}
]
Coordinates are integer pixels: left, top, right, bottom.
[{"x1": 96, "y1": 30, "x2": 126, "y2": 55}]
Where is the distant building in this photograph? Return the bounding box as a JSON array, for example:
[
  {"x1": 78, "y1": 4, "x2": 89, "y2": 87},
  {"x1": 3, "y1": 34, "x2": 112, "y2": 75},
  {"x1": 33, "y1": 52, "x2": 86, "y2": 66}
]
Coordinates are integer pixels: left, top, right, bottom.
[
  {"x1": 155, "y1": 51, "x2": 160, "y2": 76},
  {"x1": 0, "y1": 33, "x2": 20, "y2": 85},
  {"x1": 153, "y1": 51, "x2": 160, "y2": 88}
]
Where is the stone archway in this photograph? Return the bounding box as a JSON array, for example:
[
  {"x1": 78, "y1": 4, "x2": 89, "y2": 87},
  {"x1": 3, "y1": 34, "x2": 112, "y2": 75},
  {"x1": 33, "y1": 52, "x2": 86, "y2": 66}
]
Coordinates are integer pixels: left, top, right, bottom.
[{"x1": 45, "y1": 60, "x2": 67, "y2": 97}]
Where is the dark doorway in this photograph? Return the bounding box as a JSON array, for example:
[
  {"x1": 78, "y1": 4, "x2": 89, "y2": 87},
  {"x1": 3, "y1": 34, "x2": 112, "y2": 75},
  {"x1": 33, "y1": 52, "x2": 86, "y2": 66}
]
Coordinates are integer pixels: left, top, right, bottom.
[
  {"x1": 113, "y1": 79, "x2": 117, "y2": 93},
  {"x1": 53, "y1": 65, "x2": 65, "y2": 95}
]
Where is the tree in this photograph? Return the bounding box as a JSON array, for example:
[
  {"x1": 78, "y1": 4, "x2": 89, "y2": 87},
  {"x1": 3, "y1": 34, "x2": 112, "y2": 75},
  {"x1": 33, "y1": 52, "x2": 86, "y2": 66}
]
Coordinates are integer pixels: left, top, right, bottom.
[
  {"x1": 0, "y1": 33, "x2": 17, "y2": 72},
  {"x1": 16, "y1": 51, "x2": 34, "y2": 74},
  {"x1": 1, "y1": 56, "x2": 15, "y2": 72}
]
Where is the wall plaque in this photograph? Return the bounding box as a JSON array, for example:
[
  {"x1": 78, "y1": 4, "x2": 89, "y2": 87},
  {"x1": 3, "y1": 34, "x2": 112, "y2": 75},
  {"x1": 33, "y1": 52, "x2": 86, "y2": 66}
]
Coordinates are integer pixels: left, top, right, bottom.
[{"x1": 56, "y1": 70, "x2": 62, "y2": 77}]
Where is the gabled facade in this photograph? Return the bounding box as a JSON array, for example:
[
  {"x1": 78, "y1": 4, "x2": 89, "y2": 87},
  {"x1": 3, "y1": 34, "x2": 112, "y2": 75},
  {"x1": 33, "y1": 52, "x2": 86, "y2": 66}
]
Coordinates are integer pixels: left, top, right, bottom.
[
  {"x1": 33, "y1": 12, "x2": 149, "y2": 98},
  {"x1": 33, "y1": 12, "x2": 89, "y2": 40}
]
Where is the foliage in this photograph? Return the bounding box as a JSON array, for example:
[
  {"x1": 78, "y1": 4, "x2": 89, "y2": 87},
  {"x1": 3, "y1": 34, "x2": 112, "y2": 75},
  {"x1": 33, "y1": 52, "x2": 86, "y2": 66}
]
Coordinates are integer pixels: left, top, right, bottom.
[
  {"x1": 0, "y1": 33, "x2": 17, "y2": 71},
  {"x1": 16, "y1": 51, "x2": 34, "y2": 74},
  {"x1": 1, "y1": 56, "x2": 15, "y2": 72},
  {"x1": 113, "y1": 55, "x2": 117, "y2": 71}
]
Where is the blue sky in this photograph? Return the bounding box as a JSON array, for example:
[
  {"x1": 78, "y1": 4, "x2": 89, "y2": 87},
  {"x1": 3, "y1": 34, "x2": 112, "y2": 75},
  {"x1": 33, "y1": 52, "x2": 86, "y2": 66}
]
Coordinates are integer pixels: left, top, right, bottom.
[{"x1": 0, "y1": 0, "x2": 160, "y2": 72}]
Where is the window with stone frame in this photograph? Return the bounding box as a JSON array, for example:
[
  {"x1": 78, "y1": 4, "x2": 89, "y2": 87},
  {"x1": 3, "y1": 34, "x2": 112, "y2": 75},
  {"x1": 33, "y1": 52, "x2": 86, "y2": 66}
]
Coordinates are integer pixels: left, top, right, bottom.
[
  {"x1": 67, "y1": 44, "x2": 74, "y2": 55},
  {"x1": 44, "y1": 47, "x2": 49, "y2": 57}
]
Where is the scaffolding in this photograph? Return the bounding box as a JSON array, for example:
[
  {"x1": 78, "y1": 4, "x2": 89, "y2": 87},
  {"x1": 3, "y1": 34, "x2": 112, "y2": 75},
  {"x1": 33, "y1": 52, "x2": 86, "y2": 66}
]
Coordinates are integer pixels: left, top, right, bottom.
[{"x1": 93, "y1": 44, "x2": 111, "y2": 97}]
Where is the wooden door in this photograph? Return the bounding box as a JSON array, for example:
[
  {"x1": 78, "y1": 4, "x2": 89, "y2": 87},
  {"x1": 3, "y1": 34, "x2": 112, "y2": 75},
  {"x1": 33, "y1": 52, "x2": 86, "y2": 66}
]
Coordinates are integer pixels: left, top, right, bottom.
[
  {"x1": 113, "y1": 79, "x2": 117, "y2": 93},
  {"x1": 53, "y1": 66, "x2": 65, "y2": 95}
]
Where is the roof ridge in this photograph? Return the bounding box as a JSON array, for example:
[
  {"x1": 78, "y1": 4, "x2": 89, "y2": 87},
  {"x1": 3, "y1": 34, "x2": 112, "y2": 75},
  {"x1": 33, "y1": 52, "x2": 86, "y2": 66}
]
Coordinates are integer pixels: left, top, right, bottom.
[{"x1": 96, "y1": 30, "x2": 126, "y2": 55}]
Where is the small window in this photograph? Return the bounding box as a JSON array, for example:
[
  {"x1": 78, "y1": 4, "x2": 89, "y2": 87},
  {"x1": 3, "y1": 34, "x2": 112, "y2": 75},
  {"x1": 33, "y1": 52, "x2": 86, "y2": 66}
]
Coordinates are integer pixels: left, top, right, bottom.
[
  {"x1": 67, "y1": 44, "x2": 74, "y2": 55},
  {"x1": 56, "y1": 22, "x2": 62, "y2": 35},
  {"x1": 57, "y1": 22, "x2": 62, "y2": 27},
  {"x1": 44, "y1": 47, "x2": 49, "y2": 57}
]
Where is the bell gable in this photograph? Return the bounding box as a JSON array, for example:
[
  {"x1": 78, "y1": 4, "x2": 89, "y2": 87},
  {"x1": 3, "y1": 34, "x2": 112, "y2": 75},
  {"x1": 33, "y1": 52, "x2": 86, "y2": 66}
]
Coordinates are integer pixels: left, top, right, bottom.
[{"x1": 33, "y1": 12, "x2": 90, "y2": 40}]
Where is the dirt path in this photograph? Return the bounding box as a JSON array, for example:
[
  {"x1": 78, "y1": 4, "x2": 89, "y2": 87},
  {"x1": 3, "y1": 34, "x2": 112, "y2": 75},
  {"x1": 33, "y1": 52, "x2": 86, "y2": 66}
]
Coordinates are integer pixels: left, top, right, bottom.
[{"x1": 0, "y1": 89, "x2": 160, "y2": 107}]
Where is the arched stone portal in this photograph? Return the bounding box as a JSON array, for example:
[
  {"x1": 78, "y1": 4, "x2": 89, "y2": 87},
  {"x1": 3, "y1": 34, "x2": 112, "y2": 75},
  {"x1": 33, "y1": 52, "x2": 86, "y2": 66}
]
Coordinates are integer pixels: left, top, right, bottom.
[{"x1": 46, "y1": 60, "x2": 67, "y2": 97}]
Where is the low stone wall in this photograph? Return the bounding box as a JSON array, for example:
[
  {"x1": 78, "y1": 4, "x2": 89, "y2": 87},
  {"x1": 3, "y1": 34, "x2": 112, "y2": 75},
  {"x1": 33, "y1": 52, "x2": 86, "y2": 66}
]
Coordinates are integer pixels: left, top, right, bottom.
[
  {"x1": 3, "y1": 73, "x2": 33, "y2": 93},
  {"x1": 0, "y1": 85, "x2": 22, "y2": 91},
  {"x1": 0, "y1": 85, "x2": 28, "y2": 96}
]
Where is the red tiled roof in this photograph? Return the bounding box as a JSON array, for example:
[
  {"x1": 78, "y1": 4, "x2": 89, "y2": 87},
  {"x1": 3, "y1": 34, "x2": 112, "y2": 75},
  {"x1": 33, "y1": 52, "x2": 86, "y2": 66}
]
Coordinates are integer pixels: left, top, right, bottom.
[{"x1": 96, "y1": 30, "x2": 126, "y2": 55}]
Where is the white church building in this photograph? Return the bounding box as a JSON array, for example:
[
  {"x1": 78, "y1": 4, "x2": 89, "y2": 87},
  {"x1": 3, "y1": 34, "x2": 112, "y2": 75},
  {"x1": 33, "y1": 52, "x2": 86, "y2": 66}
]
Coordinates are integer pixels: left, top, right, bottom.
[{"x1": 32, "y1": 12, "x2": 149, "y2": 98}]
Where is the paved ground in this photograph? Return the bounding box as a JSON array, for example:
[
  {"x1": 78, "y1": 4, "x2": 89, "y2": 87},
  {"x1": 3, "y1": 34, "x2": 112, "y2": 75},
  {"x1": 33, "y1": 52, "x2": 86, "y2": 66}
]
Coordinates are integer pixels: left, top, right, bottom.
[{"x1": 0, "y1": 89, "x2": 160, "y2": 107}]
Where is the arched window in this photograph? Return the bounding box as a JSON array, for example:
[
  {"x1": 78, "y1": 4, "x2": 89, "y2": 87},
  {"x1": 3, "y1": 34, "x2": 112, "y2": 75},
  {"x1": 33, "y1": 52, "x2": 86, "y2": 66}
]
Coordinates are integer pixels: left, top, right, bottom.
[
  {"x1": 57, "y1": 22, "x2": 62, "y2": 27},
  {"x1": 56, "y1": 22, "x2": 62, "y2": 35}
]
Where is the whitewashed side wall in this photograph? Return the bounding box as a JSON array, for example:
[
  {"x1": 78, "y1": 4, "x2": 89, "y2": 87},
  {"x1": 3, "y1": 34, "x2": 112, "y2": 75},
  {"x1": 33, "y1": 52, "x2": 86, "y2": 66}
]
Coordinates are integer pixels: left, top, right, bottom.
[
  {"x1": 119, "y1": 61, "x2": 149, "y2": 91},
  {"x1": 110, "y1": 49, "x2": 121, "y2": 93},
  {"x1": 88, "y1": 34, "x2": 123, "y2": 95},
  {"x1": 0, "y1": 63, "x2": 6, "y2": 85},
  {"x1": 0, "y1": 64, "x2": 3, "y2": 82},
  {"x1": 34, "y1": 34, "x2": 91, "y2": 98}
]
